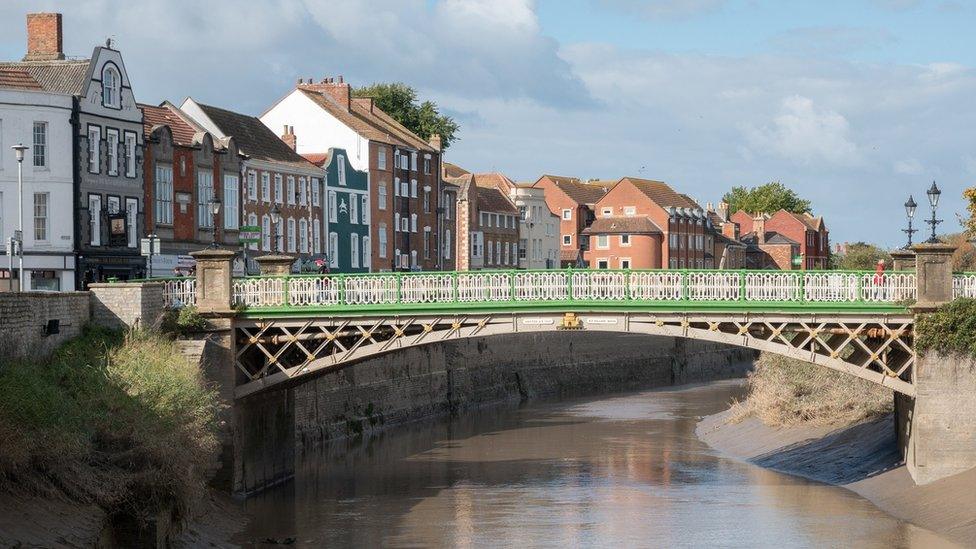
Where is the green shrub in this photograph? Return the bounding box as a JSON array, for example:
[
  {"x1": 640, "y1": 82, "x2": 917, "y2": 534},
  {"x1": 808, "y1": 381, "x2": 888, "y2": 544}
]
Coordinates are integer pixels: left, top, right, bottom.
[
  {"x1": 915, "y1": 298, "x2": 976, "y2": 359},
  {"x1": 159, "y1": 306, "x2": 208, "y2": 337}
]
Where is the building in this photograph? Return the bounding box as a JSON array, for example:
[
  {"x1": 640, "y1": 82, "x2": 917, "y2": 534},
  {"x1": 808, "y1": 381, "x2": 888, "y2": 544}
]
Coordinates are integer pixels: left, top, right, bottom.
[
  {"x1": 731, "y1": 209, "x2": 829, "y2": 269},
  {"x1": 260, "y1": 76, "x2": 444, "y2": 271},
  {"x1": 141, "y1": 102, "x2": 244, "y2": 276},
  {"x1": 2, "y1": 13, "x2": 147, "y2": 284},
  {"x1": 180, "y1": 99, "x2": 324, "y2": 272},
  {"x1": 475, "y1": 173, "x2": 559, "y2": 270},
  {"x1": 440, "y1": 180, "x2": 457, "y2": 271},
  {"x1": 706, "y1": 204, "x2": 747, "y2": 269},
  {"x1": 0, "y1": 68, "x2": 74, "y2": 290},
  {"x1": 445, "y1": 172, "x2": 479, "y2": 270},
  {"x1": 532, "y1": 175, "x2": 609, "y2": 267},
  {"x1": 583, "y1": 177, "x2": 711, "y2": 269},
  {"x1": 305, "y1": 148, "x2": 370, "y2": 273},
  {"x1": 473, "y1": 174, "x2": 520, "y2": 270},
  {"x1": 739, "y1": 214, "x2": 801, "y2": 270}
]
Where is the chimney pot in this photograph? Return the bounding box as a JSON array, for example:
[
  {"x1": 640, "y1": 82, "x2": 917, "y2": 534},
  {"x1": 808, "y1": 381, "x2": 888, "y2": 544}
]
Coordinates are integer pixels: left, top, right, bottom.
[
  {"x1": 23, "y1": 13, "x2": 64, "y2": 62},
  {"x1": 338, "y1": 75, "x2": 344, "y2": 83}
]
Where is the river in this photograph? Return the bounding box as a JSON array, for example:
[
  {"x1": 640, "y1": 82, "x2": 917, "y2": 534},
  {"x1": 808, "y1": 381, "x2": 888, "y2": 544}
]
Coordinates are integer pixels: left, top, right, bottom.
[{"x1": 238, "y1": 380, "x2": 955, "y2": 548}]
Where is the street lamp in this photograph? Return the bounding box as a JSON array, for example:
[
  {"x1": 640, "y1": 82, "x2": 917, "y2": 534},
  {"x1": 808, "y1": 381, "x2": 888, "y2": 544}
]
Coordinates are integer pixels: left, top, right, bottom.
[
  {"x1": 270, "y1": 204, "x2": 281, "y2": 253},
  {"x1": 208, "y1": 197, "x2": 222, "y2": 249},
  {"x1": 11, "y1": 143, "x2": 28, "y2": 291},
  {"x1": 903, "y1": 195, "x2": 917, "y2": 248},
  {"x1": 925, "y1": 181, "x2": 942, "y2": 244}
]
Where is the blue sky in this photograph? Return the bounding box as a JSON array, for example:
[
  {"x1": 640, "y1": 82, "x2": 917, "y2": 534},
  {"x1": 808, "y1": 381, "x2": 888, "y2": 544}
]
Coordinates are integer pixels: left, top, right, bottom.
[{"x1": 1, "y1": 0, "x2": 973, "y2": 247}]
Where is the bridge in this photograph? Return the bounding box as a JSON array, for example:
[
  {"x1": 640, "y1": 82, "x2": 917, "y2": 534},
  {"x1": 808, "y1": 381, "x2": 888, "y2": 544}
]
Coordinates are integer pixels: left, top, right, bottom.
[{"x1": 160, "y1": 256, "x2": 976, "y2": 400}]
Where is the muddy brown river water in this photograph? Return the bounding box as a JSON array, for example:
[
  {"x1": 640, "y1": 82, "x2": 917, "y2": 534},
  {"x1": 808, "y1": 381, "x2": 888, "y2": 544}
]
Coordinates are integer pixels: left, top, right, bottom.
[{"x1": 238, "y1": 380, "x2": 956, "y2": 548}]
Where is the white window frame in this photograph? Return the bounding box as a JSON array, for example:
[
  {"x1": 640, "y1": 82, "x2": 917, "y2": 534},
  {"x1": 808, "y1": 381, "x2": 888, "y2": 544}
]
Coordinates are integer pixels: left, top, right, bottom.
[
  {"x1": 287, "y1": 218, "x2": 296, "y2": 253},
  {"x1": 287, "y1": 176, "x2": 296, "y2": 205},
  {"x1": 262, "y1": 215, "x2": 271, "y2": 251},
  {"x1": 350, "y1": 195, "x2": 358, "y2": 224},
  {"x1": 361, "y1": 195, "x2": 369, "y2": 225},
  {"x1": 410, "y1": 213, "x2": 417, "y2": 233},
  {"x1": 596, "y1": 234, "x2": 609, "y2": 249},
  {"x1": 620, "y1": 234, "x2": 631, "y2": 246},
  {"x1": 197, "y1": 169, "x2": 215, "y2": 228},
  {"x1": 362, "y1": 235, "x2": 371, "y2": 269},
  {"x1": 351, "y1": 233, "x2": 359, "y2": 268},
  {"x1": 249, "y1": 213, "x2": 259, "y2": 250},
  {"x1": 102, "y1": 65, "x2": 120, "y2": 108},
  {"x1": 311, "y1": 177, "x2": 320, "y2": 206},
  {"x1": 248, "y1": 171, "x2": 257, "y2": 201},
  {"x1": 88, "y1": 126, "x2": 101, "y2": 174},
  {"x1": 299, "y1": 218, "x2": 308, "y2": 253},
  {"x1": 33, "y1": 192, "x2": 49, "y2": 242},
  {"x1": 620, "y1": 258, "x2": 631, "y2": 269},
  {"x1": 378, "y1": 224, "x2": 388, "y2": 259},
  {"x1": 328, "y1": 191, "x2": 338, "y2": 223},
  {"x1": 125, "y1": 132, "x2": 137, "y2": 177},
  {"x1": 32, "y1": 121, "x2": 47, "y2": 168},
  {"x1": 261, "y1": 173, "x2": 270, "y2": 203},
  {"x1": 379, "y1": 183, "x2": 387, "y2": 210},
  {"x1": 378, "y1": 147, "x2": 387, "y2": 170},
  {"x1": 125, "y1": 198, "x2": 138, "y2": 248},
  {"x1": 274, "y1": 174, "x2": 283, "y2": 204},
  {"x1": 223, "y1": 174, "x2": 240, "y2": 230},
  {"x1": 329, "y1": 232, "x2": 339, "y2": 268},
  {"x1": 562, "y1": 209, "x2": 572, "y2": 220},
  {"x1": 337, "y1": 154, "x2": 346, "y2": 185},
  {"x1": 596, "y1": 258, "x2": 609, "y2": 269},
  {"x1": 89, "y1": 194, "x2": 101, "y2": 246},
  {"x1": 562, "y1": 234, "x2": 572, "y2": 246},
  {"x1": 154, "y1": 164, "x2": 174, "y2": 225},
  {"x1": 106, "y1": 128, "x2": 119, "y2": 175}
]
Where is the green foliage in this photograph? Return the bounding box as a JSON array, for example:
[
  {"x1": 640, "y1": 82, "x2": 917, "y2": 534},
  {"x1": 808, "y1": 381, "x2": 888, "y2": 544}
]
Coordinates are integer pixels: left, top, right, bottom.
[
  {"x1": 964, "y1": 187, "x2": 976, "y2": 237},
  {"x1": 0, "y1": 326, "x2": 220, "y2": 525},
  {"x1": 160, "y1": 306, "x2": 208, "y2": 336},
  {"x1": 722, "y1": 181, "x2": 812, "y2": 215},
  {"x1": 945, "y1": 233, "x2": 976, "y2": 272},
  {"x1": 834, "y1": 242, "x2": 891, "y2": 270},
  {"x1": 353, "y1": 82, "x2": 460, "y2": 149},
  {"x1": 916, "y1": 298, "x2": 976, "y2": 358}
]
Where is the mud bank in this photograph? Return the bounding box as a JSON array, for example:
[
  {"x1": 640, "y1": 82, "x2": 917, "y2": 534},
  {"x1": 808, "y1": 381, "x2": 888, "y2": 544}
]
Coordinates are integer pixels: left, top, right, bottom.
[{"x1": 697, "y1": 409, "x2": 976, "y2": 547}]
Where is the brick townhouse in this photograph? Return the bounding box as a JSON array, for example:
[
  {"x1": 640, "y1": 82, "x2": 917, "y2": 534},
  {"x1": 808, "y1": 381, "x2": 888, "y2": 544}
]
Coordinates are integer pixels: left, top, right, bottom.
[
  {"x1": 181, "y1": 99, "x2": 325, "y2": 272},
  {"x1": 705, "y1": 203, "x2": 746, "y2": 269},
  {"x1": 731, "y1": 209, "x2": 829, "y2": 270},
  {"x1": 141, "y1": 102, "x2": 243, "y2": 276},
  {"x1": 260, "y1": 76, "x2": 444, "y2": 271},
  {"x1": 532, "y1": 175, "x2": 609, "y2": 267},
  {"x1": 473, "y1": 174, "x2": 520, "y2": 270}
]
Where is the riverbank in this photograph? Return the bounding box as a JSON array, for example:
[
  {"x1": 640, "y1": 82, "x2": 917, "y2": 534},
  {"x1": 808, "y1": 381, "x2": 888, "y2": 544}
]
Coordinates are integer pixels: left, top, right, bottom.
[{"x1": 697, "y1": 409, "x2": 976, "y2": 546}]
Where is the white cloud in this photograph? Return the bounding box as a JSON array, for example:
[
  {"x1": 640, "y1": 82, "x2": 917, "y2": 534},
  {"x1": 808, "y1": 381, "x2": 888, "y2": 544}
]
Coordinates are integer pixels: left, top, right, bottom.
[
  {"x1": 744, "y1": 96, "x2": 860, "y2": 166},
  {"x1": 597, "y1": 0, "x2": 727, "y2": 20},
  {"x1": 894, "y1": 158, "x2": 924, "y2": 175}
]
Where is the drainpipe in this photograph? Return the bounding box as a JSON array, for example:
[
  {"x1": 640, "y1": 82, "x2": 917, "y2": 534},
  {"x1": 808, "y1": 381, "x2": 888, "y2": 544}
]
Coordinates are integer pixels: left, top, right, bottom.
[
  {"x1": 70, "y1": 96, "x2": 81, "y2": 289},
  {"x1": 435, "y1": 148, "x2": 443, "y2": 271}
]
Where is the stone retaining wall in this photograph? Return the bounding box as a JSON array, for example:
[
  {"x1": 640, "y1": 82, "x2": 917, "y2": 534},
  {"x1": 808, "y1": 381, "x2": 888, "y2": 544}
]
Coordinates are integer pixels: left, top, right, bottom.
[
  {"x1": 88, "y1": 282, "x2": 165, "y2": 330},
  {"x1": 0, "y1": 292, "x2": 89, "y2": 359}
]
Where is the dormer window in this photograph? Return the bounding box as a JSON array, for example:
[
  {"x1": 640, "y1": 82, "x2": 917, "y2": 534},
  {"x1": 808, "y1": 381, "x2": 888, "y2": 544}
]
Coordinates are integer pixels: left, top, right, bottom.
[{"x1": 102, "y1": 66, "x2": 120, "y2": 108}]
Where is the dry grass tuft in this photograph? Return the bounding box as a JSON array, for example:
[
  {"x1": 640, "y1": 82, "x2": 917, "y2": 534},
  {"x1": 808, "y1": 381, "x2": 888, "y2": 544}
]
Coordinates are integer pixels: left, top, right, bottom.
[{"x1": 728, "y1": 353, "x2": 893, "y2": 427}]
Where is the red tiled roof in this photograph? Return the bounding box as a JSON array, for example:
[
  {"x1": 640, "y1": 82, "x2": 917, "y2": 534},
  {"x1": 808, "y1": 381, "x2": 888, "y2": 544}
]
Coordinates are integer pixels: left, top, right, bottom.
[
  {"x1": 582, "y1": 216, "x2": 662, "y2": 235},
  {"x1": 539, "y1": 175, "x2": 609, "y2": 205},
  {"x1": 560, "y1": 249, "x2": 581, "y2": 261},
  {"x1": 444, "y1": 162, "x2": 470, "y2": 179},
  {"x1": 621, "y1": 177, "x2": 699, "y2": 209},
  {"x1": 473, "y1": 172, "x2": 515, "y2": 194},
  {"x1": 0, "y1": 68, "x2": 42, "y2": 90},
  {"x1": 303, "y1": 153, "x2": 330, "y2": 167},
  {"x1": 140, "y1": 103, "x2": 198, "y2": 145},
  {"x1": 475, "y1": 185, "x2": 518, "y2": 214}
]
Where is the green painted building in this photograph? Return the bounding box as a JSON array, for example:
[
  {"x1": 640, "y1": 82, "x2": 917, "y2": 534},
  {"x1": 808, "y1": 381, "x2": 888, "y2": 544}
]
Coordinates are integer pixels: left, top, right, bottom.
[{"x1": 323, "y1": 148, "x2": 371, "y2": 273}]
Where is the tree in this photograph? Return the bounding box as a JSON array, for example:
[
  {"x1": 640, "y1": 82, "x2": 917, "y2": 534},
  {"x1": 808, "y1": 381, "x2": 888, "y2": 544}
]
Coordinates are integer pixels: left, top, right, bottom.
[
  {"x1": 835, "y1": 242, "x2": 891, "y2": 270},
  {"x1": 946, "y1": 233, "x2": 976, "y2": 272},
  {"x1": 964, "y1": 187, "x2": 976, "y2": 238},
  {"x1": 353, "y1": 83, "x2": 460, "y2": 150},
  {"x1": 722, "y1": 182, "x2": 812, "y2": 215}
]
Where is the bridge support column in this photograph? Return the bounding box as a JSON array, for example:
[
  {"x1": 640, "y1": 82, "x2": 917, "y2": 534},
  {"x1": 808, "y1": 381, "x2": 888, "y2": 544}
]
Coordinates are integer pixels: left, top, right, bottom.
[
  {"x1": 890, "y1": 248, "x2": 915, "y2": 272},
  {"x1": 898, "y1": 242, "x2": 975, "y2": 485},
  {"x1": 254, "y1": 254, "x2": 295, "y2": 276},
  {"x1": 189, "y1": 248, "x2": 236, "y2": 313}
]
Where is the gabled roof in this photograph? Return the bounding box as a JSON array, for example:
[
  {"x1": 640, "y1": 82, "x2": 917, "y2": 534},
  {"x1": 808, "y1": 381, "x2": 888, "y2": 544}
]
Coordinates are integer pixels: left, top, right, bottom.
[
  {"x1": 0, "y1": 59, "x2": 90, "y2": 95},
  {"x1": 302, "y1": 153, "x2": 330, "y2": 167},
  {"x1": 741, "y1": 231, "x2": 799, "y2": 247},
  {"x1": 0, "y1": 68, "x2": 43, "y2": 90},
  {"x1": 475, "y1": 185, "x2": 518, "y2": 214},
  {"x1": 444, "y1": 162, "x2": 470, "y2": 179},
  {"x1": 193, "y1": 101, "x2": 318, "y2": 170},
  {"x1": 473, "y1": 172, "x2": 516, "y2": 194},
  {"x1": 619, "y1": 177, "x2": 699, "y2": 209},
  {"x1": 582, "y1": 216, "x2": 662, "y2": 235},
  {"x1": 140, "y1": 103, "x2": 198, "y2": 146},
  {"x1": 781, "y1": 210, "x2": 825, "y2": 231},
  {"x1": 537, "y1": 174, "x2": 609, "y2": 205}
]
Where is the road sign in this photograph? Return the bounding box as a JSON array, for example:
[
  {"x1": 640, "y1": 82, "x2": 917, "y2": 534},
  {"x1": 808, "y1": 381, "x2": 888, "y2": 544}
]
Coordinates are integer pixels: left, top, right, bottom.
[
  {"x1": 12, "y1": 230, "x2": 22, "y2": 242},
  {"x1": 239, "y1": 225, "x2": 261, "y2": 244},
  {"x1": 140, "y1": 237, "x2": 161, "y2": 256}
]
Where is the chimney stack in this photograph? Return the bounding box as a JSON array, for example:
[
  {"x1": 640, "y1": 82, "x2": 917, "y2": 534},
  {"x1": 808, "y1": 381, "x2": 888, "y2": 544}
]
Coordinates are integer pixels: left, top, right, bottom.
[
  {"x1": 716, "y1": 201, "x2": 729, "y2": 222},
  {"x1": 280, "y1": 125, "x2": 296, "y2": 151},
  {"x1": 24, "y1": 13, "x2": 64, "y2": 62},
  {"x1": 753, "y1": 214, "x2": 766, "y2": 245},
  {"x1": 429, "y1": 134, "x2": 442, "y2": 152},
  {"x1": 297, "y1": 74, "x2": 351, "y2": 110}
]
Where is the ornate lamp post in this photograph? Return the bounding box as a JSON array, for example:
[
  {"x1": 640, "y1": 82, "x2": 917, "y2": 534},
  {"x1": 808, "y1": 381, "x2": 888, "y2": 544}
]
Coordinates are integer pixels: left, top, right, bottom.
[
  {"x1": 925, "y1": 181, "x2": 942, "y2": 244},
  {"x1": 270, "y1": 204, "x2": 282, "y2": 254},
  {"x1": 903, "y1": 195, "x2": 917, "y2": 248},
  {"x1": 11, "y1": 143, "x2": 28, "y2": 291},
  {"x1": 208, "y1": 197, "x2": 222, "y2": 249}
]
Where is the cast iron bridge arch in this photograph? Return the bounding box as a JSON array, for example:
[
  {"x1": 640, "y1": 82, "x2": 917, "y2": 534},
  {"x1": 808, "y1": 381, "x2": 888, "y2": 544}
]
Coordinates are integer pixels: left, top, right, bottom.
[{"x1": 162, "y1": 269, "x2": 976, "y2": 399}]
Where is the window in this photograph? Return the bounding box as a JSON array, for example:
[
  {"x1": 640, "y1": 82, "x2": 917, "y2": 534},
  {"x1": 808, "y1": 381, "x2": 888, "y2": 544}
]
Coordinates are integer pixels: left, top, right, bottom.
[
  {"x1": 503, "y1": 241, "x2": 509, "y2": 265},
  {"x1": 328, "y1": 191, "x2": 337, "y2": 223},
  {"x1": 378, "y1": 224, "x2": 388, "y2": 259},
  {"x1": 126, "y1": 198, "x2": 138, "y2": 248},
  {"x1": 313, "y1": 221, "x2": 321, "y2": 253},
  {"x1": 597, "y1": 259, "x2": 609, "y2": 269},
  {"x1": 274, "y1": 174, "x2": 283, "y2": 204},
  {"x1": 249, "y1": 213, "x2": 258, "y2": 250},
  {"x1": 424, "y1": 157, "x2": 431, "y2": 174},
  {"x1": 350, "y1": 195, "x2": 358, "y2": 224},
  {"x1": 496, "y1": 241, "x2": 502, "y2": 266},
  {"x1": 328, "y1": 232, "x2": 339, "y2": 268},
  {"x1": 106, "y1": 129, "x2": 119, "y2": 175},
  {"x1": 102, "y1": 65, "x2": 120, "y2": 108},
  {"x1": 401, "y1": 153, "x2": 409, "y2": 170},
  {"x1": 601, "y1": 207, "x2": 612, "y2": 217},
  {"x1": 311, "y1": 178, "x2": 320, "y2": 206},
  {"x1": 287, "y1": 176, "x2": 295, "y2": 205},
  {"x1": 670, "y1": 233, "x2": 680, "y2": 249},
  {"x1": 0, "y1": 192, "x2": 3, "y2": 241},
  {"x1": 596, "y1": 235, "x2": 609, "y2": 249},
  {"x1": 351, "y1": 233, "x2": 360, "y2": 268},
  {"x1": 379, "y1": 183, "x2": 388, "y2": 210},
  {"x1": 223, "y1": 175, "x2": 240, "y2": 230},
  {"x1": 197, "y1": 170, "x2": 214, "y2": 228},
  {"x1": 424, "y1": 226, "x2": 431, "y2": 259},
  {"x1": 519, "y1": 239, "x2": 527, "y2": 260},
  {"x1": 620, "y1": 234, "x2": 631, "y2": 246},
  {"x1": 32, "y1": 122, "x2": 46, "y2": 167},
  {"x1": 89, "y1": 194, "x2": 101, "y2": 246},
  {"x1": 410, "y1": 179, "x2": 417, "y2": 198},
  {"x1": 299, "y1": 177, "x2": 307, "y2": 205},
  {"x1": 562, "y1": 234, "x2": 572, "y2": 246},
  {"x1": 410, "y1": 152, "x2": 417, "y2": 171},
  {"x1": 88, "y1": 126, "x2": 101, "y2": 173},
  {"x1": 394, "y1": 212, "x2": 401, "y2": 232},
  {"x1": 400, "y1": 179, "x2": 409, "y2": 197},
  {"x1": 33, "y1": 193, "x2": 48, "y2": 241},
  {"x1": 562, "y1": 209, "x2": 572, "y2": 220},
  {"x1": 623, "y1": 206, "x2": 636, "y2": 216},
  {"x1": 410, "y1": 250, "x2": 418, "y2": 269},
  {"x1": 362, "y1": 236, "x2": 371, "y2": 269},
  {"x1": 423, "y1": 188, "x2": 430, "y2": 213},
  {"x1": 444, "y1": 194, "x2": 453, "y2": 220},
  {"x1": 248, "y1": 171, "x2": 257, "y2": 201},
  {"x1": 378, "y1": 147, "x2": 387, "y2": 170},
  {"x1": 620, "y1": 258, "x2": 631, "y2": 269},
  {"x1": 443, "y1": 230, "x2": 452, "y2": 260},
  {"x1": 519, "y1": 206, "x2": 527, "y2": 220},
  {"x1": 410, "y1": 213, "x2": 417, "y2": 233},
  {"x1": 337, "y1": 154, "x2": 346, "y2": 185},
  {"x1": 154, "y1": 165, "x2": 173, "y2": 225},
  {"x1": 287, "y1": 218, "x2": 296, "y2": 253},
  {"x1": 261, "y1": 173, "x2": 270, "y2": 203},
  {"x1": 125, "y1": 133, "x2": 136, "y2": 177},
  {"x1": 361, "y1": 195, "x2": 369, "y2": 225},
  {"x1": 262, "y1": 215, "x2": 271, "y2": 251},
  {"x1": 299, "y1": 218, "x2": 308, "y2": 253}
]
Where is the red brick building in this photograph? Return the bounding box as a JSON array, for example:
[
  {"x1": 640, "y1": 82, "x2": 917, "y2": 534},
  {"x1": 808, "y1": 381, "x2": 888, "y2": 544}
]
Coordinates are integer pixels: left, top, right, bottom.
[
  {"x1": 532, "y1": 175, "x2": 608, "y2": 267},
  {"x1": 731, "y1": 209, "x2": 829, "y2": 270},
  {"x1": 474, "y1": 174, "x2": 520, "y2": 269}
]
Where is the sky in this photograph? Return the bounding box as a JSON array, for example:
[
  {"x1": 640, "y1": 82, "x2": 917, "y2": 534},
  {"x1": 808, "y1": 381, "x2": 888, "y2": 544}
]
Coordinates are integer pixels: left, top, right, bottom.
[{"x1": 1, "y1": 0, "x2": 974, "y2": 247}]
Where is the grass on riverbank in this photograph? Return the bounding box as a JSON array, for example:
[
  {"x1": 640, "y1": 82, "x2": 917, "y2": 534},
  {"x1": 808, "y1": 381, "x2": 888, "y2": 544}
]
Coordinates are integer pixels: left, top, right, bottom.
[
  {"x1": 0, "y1": 326, "x2": 220, "y2": 526},
  {"x1": 728, "y1": 353, "x2": 892, "y2": 427}
]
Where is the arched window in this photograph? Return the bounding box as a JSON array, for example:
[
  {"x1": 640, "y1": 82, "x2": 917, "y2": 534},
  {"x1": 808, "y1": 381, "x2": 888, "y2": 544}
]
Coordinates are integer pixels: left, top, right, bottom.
[{"x1": 102, "y1": 65, "x2": 120, "y2": 108}]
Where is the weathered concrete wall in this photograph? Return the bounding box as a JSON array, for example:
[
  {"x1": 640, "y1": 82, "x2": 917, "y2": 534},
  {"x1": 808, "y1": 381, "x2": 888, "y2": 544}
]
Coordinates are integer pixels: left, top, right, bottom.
[
  {"x1": 231, "y1": 332, "x2": 753, "y2": 495},
  {"x1": 89, "y1": 282, "x2": 165, "y2": 329},
  {"x1": 0, "y1": 292, "x2": 89, "y2": 359},
  {"x1": 901, "y1": 352, "x2": 976, "y2": 485}
]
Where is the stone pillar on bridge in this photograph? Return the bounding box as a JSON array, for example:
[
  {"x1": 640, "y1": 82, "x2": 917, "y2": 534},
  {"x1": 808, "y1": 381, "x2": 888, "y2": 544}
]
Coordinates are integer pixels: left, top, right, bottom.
[
  {"x1": 910, "y1": 242, "x2": 956, "y2": 312},
  {"x1": 190, "y1": 248, "x2": 236, "y2": 314},
  {"x1": 890, "y1": 249, "x2": 915, "y2": 272},
  {"x1": 254, "y1": 254, "x2": 295, "y2": 277}
]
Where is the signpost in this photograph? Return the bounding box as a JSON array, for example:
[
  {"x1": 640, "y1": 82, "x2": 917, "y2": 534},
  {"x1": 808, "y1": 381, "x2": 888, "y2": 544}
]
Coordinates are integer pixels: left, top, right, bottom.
[
  {"x1": 239, "y1": 225, "x2": 261, "y2": 275},
  {"x1": 140, "y1": 234, "x2": 160, "y2": 278}
]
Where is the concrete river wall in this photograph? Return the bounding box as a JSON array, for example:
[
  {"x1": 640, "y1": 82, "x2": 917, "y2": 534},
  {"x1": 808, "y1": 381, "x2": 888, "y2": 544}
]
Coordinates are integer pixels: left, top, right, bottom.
[{"x1": 233, "y1": 332, "x2": 754, "y2": 495}]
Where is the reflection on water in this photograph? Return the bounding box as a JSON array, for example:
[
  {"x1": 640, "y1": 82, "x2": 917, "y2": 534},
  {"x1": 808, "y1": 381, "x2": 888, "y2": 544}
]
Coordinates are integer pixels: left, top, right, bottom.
[{"x1": 240, "y1": 380, "x2": 956, "y2": 548}]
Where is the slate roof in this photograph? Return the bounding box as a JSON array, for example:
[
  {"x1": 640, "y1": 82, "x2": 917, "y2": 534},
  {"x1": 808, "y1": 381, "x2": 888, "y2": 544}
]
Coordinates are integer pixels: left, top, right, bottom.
[
  {"x1": 540, "y1": 175, "x2": 609, "y2": 205},
  {"x1": 582, "y1": 216, "x2": 662, "y2": 235},
  {"x1": 194, "y1": 102, "x2": 318, "y2": 170},
  {"x1": 620, "y1": 177, "x2": 700, "y2": 209},
  {"x1": 0, "y1": 68, "x2": 43, "y2": 90},
  {"x1": 714, "y1": 232, "x2": 746, "y2": 247},
  {"x1": 740, "y1": 231, "x2": 799, "y2": 247},
  {"x1": 476, "y1": 185, "x2": 518, "y2": 214},
  {"x1": 298, "y1": 89, "x2": 435, "y2": 152},
  {"x1": 140, "y1": 103, "x2": 198, "y2": 146},
  {"x1": 0, "y1": 59, "x2": 90, "y2": 95}
]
